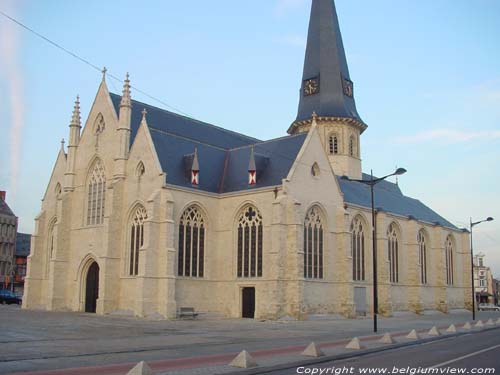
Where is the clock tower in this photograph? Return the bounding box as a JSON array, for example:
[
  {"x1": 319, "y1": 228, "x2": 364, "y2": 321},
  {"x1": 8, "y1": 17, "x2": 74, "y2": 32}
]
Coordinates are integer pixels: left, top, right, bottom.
[{"x1": 288, "y1": 0, "x2": 367, "y2": 179}]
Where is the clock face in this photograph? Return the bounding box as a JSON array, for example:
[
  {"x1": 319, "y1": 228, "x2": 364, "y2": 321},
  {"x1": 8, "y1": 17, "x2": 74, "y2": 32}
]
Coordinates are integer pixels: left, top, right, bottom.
[
  {"x1": 343, "y1": 78, "x2": 354, "y2": 97},
  {"x1": 303, "y1": 77, "x2": 319, "y2": 96}
]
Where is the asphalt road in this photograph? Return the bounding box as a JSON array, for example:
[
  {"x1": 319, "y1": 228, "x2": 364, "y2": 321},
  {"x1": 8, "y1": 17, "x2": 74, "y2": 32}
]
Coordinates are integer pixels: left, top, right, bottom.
[{"x1": 268, "y1": 328, "x2": 500, "y2": 374}]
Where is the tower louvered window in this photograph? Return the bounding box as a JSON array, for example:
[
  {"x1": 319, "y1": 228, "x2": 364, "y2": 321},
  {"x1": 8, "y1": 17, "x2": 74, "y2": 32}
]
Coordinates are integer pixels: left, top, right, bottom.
[
  {"x1": 303, "y1": 206, "x2": 324, "y2": 279},
  {"x1": 329, "y1": 134, "x2": 339, "y2": 155},
  {"x1": 129, "y1": 206, "x2": 147, "y2": 276},
  {"x1": 237, "y1": 206, "x2": 263, "y2": 278},
  {"x1": 178, "y1": 206, "x2": 206, "y2": 278},
  {"x1": 445, "y1": 236, "x2": 454, "y2": 285},
  {"x1": 387, "y1": 223, "x2": 399, "y2": 283},
  {"x1": 418, "y1": 230, "x2": 427, "y2": 284},
  {"x1": 86, "y1": 160, "x2": 106, "y2": 226},
  {"x1": 351, "y1": 217, "x2": 365, "y2": 281}
]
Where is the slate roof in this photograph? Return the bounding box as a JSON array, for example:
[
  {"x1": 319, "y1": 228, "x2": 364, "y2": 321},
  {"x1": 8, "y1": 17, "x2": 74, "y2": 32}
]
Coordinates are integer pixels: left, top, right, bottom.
[
  {"x1": 295, "y1": 0, "x2": 365, "y2": 125},
  {"x1": 109, "y1": 93, "x2": 259, "y2": 150},
  {"x1": 0, "y1": 198, "x2": 15, "y2": 217},
  {"x1": 15, "y1": 233, "x2": 31, "y2": 257},
  {"x1": 110, "y1": 93, "x2": 307, "y2": 194},
  {"x1": 337, "y1": 174, "x2": 458, "y2": 230}
]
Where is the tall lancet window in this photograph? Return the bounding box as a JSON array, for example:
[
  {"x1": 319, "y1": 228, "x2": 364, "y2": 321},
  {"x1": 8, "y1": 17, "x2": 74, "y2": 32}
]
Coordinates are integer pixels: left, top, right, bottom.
[
  {"x1": 349, "y1": 135, "x2": 355, "y2": 157},
  {"x1": 303, "y1": 206, "x2": 324, "y2": 279},
  {"x1": 328, "y1": 134, "x2": 339, "y2": 155},
  {"x1": 351, "y1": 216, "x2": 365, "y2": 281},
  {"x1": 86, "y1": 160, "x2": 106, "y2": 226},
  {"x1": 417, "y1": 230, "x2": 427, "y2": 284},
  {"x1": 445, "y1": 235, "x2": 454, "y2": 285},
  {"x1": 387, "y1": 223, "x2": 399, "y2": 283},
  {"x1": 237, "y1": 206, "x2": 263, "y2": 278},
  {"x1": 178, "y1": 205, "x2": 206, "y2": 278},
  {"x1": 128, "y1": 205, "x2": 147, "y2": 276}
]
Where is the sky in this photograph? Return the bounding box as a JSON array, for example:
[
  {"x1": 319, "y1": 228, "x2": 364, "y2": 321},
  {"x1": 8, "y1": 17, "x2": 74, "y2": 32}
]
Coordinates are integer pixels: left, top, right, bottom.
[{"x1": 0, "y1": 0, "x2": 499, "y2": 274}]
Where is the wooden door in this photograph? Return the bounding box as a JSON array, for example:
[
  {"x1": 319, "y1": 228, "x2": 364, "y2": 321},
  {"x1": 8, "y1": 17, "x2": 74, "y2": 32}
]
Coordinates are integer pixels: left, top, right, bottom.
[
  {"x1": 85, "y1": 262, "x2": 99, "y2": 313},
  {"x1": 242, "y1": 287, "x2": 255, "y2": 318}
]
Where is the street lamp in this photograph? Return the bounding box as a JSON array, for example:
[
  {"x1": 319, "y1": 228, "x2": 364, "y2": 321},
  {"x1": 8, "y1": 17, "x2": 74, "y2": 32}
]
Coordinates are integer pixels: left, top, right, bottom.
[
  {"x1": 470, "y1": 216, "x2": 494, "y2": 321},
  {"x1": 342, "y1": 167, "x2": 407, "y2": 333}
]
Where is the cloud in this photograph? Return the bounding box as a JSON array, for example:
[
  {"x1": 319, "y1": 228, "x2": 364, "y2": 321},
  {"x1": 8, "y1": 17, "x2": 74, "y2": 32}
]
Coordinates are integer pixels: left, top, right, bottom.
[
  {"x1": 275, "y1": 0, "x2": 308, "y2": 16},
  {"x1": 0, "y1": 1, "x2": 24, "y2": 201},
  {"x1": 395, "y1": 129, "x2": 500, "y2": 144}
]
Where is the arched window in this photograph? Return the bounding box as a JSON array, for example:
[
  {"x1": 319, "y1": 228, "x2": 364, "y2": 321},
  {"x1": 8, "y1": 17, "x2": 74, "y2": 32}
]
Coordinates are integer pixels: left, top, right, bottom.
[
  {"x1": 311, "y1": 162, "x2": 320, "y2": 177},
  {"x1": 178, "y1": 205, "x2": 206, "y2": 278},
  {"x1": 237, "y1": 205, "x2": 263, "y2": 278},
  {"x1": 136, "y1": 161, "x2": 145, "y2": 179},
  {"x1": 349, "y1": 136, "x2": 355, "y2": 156},
  {"x1": 46, "y1": 219, "x2": 57, "y2": 276},
  {"x1": 445, "y1": 235, "x2": 454, "y2": 285},
  {"x1": 128, "y1": 205, "x2": 147, "y2": 276},
  {"x1": 417, "y1": 230, "x2": 427, "y2": 284},
  {"x1": 303, "y1": 206, "x2": 324, "y2": 279},
  {"x1": 55, "y1": 183, "x2": 62, "y2": 199},
  {"x1": 328, "y1": 134, "x2": 339, "y2": 155},
  {"x1": 351, "y1": 216, "x2": 365, "y2": 281},
  {"x1": 86, "y1": 160, "x2": 106, "y2": 226},
  {"x1": 94, "y1": 113, "x2": 105, "y2": 134},
  {"x1": 387, "y1": 223, "x2": 399, "y2": 283}
]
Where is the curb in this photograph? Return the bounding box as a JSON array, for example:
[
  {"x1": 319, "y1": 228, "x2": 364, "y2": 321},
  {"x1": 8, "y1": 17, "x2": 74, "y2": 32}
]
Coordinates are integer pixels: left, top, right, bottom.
[{"x1": 220, "y1": 326, "x2": 500, "y2": 375}]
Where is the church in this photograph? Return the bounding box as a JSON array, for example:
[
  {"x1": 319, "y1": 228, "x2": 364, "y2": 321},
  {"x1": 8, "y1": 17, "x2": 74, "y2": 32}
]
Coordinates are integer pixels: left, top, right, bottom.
[{"x1": 24, "y1": 0, "x2": 471, "y2": 319}]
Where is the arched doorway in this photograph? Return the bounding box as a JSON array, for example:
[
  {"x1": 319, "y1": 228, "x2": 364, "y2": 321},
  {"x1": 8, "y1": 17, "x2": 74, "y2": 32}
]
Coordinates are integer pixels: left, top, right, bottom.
[{"x1": 85, "y1": 262, "x2": 99, "y2": 313}]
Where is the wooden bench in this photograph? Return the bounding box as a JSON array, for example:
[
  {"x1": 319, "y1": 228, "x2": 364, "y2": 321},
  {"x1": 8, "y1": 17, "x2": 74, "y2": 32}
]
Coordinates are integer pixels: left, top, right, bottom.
[{"x1": 178, "y1": 307, "x2": 198, "y2": 319}]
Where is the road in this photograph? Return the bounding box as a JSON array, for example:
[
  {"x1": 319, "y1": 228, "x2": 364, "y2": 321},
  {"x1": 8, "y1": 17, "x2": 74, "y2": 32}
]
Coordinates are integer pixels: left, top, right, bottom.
[{"x1": 267, "y1": 328, "x2": 500, "y2": 374}]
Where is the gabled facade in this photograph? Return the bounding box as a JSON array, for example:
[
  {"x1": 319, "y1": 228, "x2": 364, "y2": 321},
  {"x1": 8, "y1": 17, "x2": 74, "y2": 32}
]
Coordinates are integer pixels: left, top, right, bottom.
[{"x1": 24, "y1": 0, "x2": 471, "y2": 319}]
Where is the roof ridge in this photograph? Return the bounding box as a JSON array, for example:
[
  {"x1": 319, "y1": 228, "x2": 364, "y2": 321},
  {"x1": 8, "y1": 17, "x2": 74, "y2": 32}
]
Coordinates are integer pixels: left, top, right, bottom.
[
  {"x1": 228, "y1": 133, "x2": 307, "y2": 152},
  {"x1": 109, "y1": 92, "x2": 260, "y2": 144},
  {"x1": 148, "y1": 126, "x2": 229, "y2": 151}
]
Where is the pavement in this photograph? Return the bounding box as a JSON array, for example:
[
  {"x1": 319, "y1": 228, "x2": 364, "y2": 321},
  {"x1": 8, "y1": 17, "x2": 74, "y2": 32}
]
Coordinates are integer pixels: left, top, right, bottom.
[{"x1": 0, "y1": 305, "x2": 499, "y2": 375}]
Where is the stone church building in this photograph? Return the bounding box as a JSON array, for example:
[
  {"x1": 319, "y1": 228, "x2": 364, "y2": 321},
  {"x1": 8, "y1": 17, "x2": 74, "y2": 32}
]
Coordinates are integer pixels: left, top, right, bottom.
[{"x1": 24, "y1": 0, "x2": 471, "y2": 319}]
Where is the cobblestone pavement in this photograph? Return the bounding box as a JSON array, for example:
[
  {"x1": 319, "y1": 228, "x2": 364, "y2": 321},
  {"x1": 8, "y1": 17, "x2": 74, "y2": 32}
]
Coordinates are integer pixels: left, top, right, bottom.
[{"x1": 0, "y1": 305, "x2": 498, "y2": 374}]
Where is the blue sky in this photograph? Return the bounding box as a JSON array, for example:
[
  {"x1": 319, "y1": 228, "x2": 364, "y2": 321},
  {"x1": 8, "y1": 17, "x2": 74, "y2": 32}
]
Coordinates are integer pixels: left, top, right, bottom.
[{"x1": 1, "y1": 0, "x2": 499, "y2": 274}]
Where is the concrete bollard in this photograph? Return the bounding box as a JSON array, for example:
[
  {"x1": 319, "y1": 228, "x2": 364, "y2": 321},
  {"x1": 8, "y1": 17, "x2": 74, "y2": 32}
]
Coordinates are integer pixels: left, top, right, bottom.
[
  {"x1": 463, "y1": 322, "x2": 472, "y2": 330},
  {"x1": 379, "y1": 333, "x2": 395, "y2": 344},
  {"x1": 445, "y1": 324, "x2": 457, "y2": 333},
  {"x1": 428, "y1": 326, "x2": 440, "y2": 336},
  {"x1": 496, "y1": 317, "x2": 500, "y2": 325},
  {"x1": 302, "y1": 342, "x2": 325, "y2": 357},
  {"x1": 406, "y1": 329, "x2": 420, "y2": 340},
  {"x1": 345, "y1": 337, "x2": 364, "y2": 350},
  {"x1": 475, "y1": 320, "x2": 484, "y2": 328},
  {"x1": 126, "y1": 361, "x2": 153, "y2": 375},
  {"x1": 229, "y1": 350, "x2": 258, "y2": 368},
  {"x1": 486, "y1": 319, "x2": 494, "y2": 326}
]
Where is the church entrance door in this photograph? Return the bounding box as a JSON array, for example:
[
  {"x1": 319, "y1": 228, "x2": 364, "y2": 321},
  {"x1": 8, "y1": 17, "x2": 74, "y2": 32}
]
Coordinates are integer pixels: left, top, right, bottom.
[
  {"x1": 85, "y1": 262, "x2": 99, "y2": 313},
  {"x1": 242, "y1": 287, "x2": 255, "y2": 318}
]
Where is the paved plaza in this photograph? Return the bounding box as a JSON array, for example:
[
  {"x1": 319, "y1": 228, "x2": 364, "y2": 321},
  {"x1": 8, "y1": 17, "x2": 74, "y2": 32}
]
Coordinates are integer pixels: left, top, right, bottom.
[{"x1": 0, "y1": 305, "x2": 499, "y2": 374}]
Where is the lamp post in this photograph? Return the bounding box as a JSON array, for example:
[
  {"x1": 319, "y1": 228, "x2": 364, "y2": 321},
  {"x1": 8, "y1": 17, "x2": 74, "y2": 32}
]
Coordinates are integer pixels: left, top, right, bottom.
[
  {"x1": 470, "y1": 216, "x2": 494, "y2": 321},
  {"x1": 342, "y1": 167, "x2": 407, "y2": 333}
]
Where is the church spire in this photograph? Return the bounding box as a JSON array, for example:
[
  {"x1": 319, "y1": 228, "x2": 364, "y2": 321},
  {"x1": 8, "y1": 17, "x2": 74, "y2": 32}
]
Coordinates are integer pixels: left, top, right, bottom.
[{"x1": 291, "y1": 0, "x2": 366, "y2": 131}]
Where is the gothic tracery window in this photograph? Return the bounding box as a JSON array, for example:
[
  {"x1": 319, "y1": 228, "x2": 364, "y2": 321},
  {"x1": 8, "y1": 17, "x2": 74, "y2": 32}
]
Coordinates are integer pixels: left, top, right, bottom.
[
  {"x1": 351, "y1": 216, "x2": 365, "y2": 281},
  {"x1": 418, "y1": 230, "x2": 427, "y2": 284},
  {"x1": 128, "y1": 205, "x2": 147, "y2": 276},
  {"x1": 178, "y1": 205, "x2": 206, "y2": 278},
  {"x1": 445, "y1": 235, "x2": 454, "y2": 285},
  {"x1": 237, "y1": 206, "x2": 263, "y2": 278},
  {"x1": 387, "y1": 223, "x2": 399, "y2": 283},
  {"x1": 303, "y1": 206, "x2": 324, "y2": 279},
  {"x1": 86, "y1": 160, "x2": 106, "y2": 226}
]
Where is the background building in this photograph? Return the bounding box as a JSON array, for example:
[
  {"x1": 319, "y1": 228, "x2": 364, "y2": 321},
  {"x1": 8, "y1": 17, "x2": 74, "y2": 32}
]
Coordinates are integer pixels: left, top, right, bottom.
[
  {"x1": 474, "y1": 253, "x2": 494, "y2": 304},
  {"x1": 0, "y1": 191, "x2": 18, "y2": 290},
  {"x1": 15, "y1": 233, "x2": 31, "y2": 294}
]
